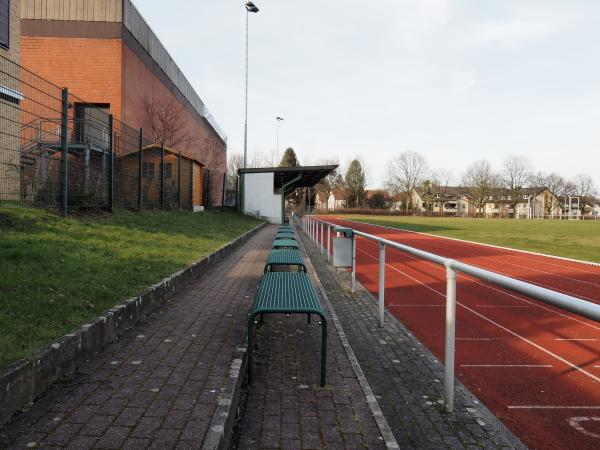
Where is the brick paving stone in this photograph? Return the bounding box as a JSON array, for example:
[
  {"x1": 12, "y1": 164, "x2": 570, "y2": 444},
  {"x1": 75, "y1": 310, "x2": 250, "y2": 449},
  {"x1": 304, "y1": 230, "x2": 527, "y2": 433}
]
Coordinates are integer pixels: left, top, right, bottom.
[
  {"x1": 235, "y1": 231, "x2": 386, "y2": 449},
  {"x1": 300, "y1": 227, "x2": 528, "y2": 449},
  {"x1": 0, "y1": 226, "x2": 274, "y2": 450}
]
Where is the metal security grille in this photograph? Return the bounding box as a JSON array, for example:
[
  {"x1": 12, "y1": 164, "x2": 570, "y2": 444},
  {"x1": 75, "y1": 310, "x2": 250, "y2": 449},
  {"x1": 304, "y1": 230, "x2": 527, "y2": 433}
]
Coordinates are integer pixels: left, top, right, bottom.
[
  {"x1": 0, "y1": 53, "x2": 219, "y2": 215},
  {"x1": 0, "y1": 0, "x2": 8, "y2": 49}
]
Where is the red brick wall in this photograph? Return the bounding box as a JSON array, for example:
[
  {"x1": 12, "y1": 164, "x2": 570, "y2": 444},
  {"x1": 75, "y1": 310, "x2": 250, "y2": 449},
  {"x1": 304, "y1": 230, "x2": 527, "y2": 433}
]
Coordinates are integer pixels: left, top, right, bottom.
[
  {"x1": 21, "y1": 36, "x2": 122, "y2": 119},
  {"x1": 21, "y1": 35, "x2": 226, "y2": 206}
]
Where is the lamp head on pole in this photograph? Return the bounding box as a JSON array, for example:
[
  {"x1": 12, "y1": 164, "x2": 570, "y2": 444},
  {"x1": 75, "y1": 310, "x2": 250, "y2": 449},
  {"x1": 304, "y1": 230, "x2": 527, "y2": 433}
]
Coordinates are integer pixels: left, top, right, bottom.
[
  {"x1": 245, "y1": 1, "x2": 259, "y2": 13},
  {"x1": 276, "y1": 116, "x2": 284, "y2": 122}
]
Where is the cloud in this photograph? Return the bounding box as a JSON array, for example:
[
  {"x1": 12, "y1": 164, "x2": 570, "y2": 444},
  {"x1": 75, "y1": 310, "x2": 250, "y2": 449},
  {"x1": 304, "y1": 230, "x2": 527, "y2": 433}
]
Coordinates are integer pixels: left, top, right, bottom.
[{"x1": 475, "y1": 18, "x2": 562, "y2": 47}]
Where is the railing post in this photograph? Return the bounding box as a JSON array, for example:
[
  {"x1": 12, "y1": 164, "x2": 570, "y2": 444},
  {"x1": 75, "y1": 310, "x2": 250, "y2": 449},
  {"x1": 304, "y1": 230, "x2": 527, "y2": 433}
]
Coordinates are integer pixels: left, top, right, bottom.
[
  {"x1": 320, "y1": 222, "x2": 324, "y2": 254},
  {"x1": 160, "y1": 141, "x2": 165, "y2": 210},
  {"x1": 60, "y1": 87, "x2": 68, "y2": 217},
  {"x1": 444, "y1": 264, "x2": 457, "y2": 413},
  {"x1": 327, "y1": 225, "x2": 331, "y2": 262},
  {"x1": 379, "y1": 242, "x2": 386, "y2": 327},
  {"x1": 108, "y1": 114, "x2": 114, "y2": 212},
  {"x1": 138, "y1": 128, "x2": 143, "y2": 209},
  {"x1": 351, "y1": 234, "x2": 356, "y2": 293}
]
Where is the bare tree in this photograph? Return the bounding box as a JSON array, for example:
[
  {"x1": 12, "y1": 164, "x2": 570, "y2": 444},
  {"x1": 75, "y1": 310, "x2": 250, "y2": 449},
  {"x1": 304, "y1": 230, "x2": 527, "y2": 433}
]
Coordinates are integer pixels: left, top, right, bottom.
[
  {"x1": 142, "y1": 95, "x2": 193, "y2": 150},
  {"x1": 501, "y1": 155, "x2": 531, "y2": 217},
  {"x1": 386, "y1": 151, "x2": 428, "y2": 212},
  {"x1": 572, "y1": 174, "x2": 596, "y2": 196},
  {"x1": 462, "y1": 159, "x2": 497, "y2": 217},
  {"x1": 227, "y1": 152, "x2": 244, "y2": 187}
]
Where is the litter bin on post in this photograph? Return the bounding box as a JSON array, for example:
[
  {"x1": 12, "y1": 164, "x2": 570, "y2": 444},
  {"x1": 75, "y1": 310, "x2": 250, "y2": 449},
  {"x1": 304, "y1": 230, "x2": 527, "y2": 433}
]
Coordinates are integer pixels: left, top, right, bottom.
[{"x1": 333, "y1": 227, "x2": 354, "y2": 268}]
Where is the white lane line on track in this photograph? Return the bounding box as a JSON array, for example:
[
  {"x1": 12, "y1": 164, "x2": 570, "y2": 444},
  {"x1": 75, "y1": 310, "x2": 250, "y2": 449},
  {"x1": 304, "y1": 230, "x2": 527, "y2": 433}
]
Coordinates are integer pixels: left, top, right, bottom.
[
  {"x1": 461, "y1": 364, "x2": 553, "y2": 368},
  {"x1": 508, "y1": 406, "x2": 600, "y2": 410},
  {"x1": 555, "y1": 338, "x2": 599, "y2": 341},
  {"x1": 356, "y1": 246, "x2": 600, "y2": 384},
  {"x1": 457, "y1": 338, "x2": 492, "y2": 341},
  {"x1": 353, "y1": 234, "x2": 600, "y2": 332},
  {"x1": 476, "y1": 305, "x2": 530, "y2": 308},
  {"x1": 388, "y1": 304, "x2": 444, "y2": 307}
]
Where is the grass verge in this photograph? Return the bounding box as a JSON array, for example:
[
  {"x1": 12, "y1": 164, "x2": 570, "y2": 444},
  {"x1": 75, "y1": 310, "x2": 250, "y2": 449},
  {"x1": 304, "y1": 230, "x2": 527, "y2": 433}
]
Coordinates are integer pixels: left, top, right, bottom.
[
  {"x1": 342, "y1": 215, "x2": 600, "y2": 264},
  {"x1": 0, "y1": 207, "x2": 261, "y2": 367}
]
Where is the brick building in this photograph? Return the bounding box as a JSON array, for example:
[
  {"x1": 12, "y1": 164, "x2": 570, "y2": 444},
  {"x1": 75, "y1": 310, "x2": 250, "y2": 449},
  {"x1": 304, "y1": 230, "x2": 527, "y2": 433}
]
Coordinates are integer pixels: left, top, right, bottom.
[
  {"x1": 20, "y1": 0, "x2": 226, "y2": 206},
  {"x1": 0, "y1": 0, "x2": 21, "y2": 201}
]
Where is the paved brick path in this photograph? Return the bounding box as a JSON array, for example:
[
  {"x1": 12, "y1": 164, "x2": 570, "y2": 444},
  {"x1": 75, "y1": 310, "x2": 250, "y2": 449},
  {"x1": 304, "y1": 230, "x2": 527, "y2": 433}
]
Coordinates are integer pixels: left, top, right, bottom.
[
  {"x1": 236, "y1": 283, "x2": 387, "y2": 447},
  {"x1": 299, "y1": 229, "x2": 526, "y2": 450},
  {"x1": 0, "y1": 226, "x2": 274, "y2": 450}
]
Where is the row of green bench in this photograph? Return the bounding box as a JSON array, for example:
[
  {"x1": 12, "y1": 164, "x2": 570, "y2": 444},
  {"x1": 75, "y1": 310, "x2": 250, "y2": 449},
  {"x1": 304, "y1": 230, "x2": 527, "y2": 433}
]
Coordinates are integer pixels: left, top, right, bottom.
[{"x1": 247, "y1": 224, "x2": 328, "y2": 387}]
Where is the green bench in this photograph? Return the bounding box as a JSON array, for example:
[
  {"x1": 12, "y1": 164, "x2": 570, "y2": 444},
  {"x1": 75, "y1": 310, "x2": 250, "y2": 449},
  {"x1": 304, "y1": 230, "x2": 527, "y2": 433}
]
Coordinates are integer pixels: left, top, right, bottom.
[
  {"x1": 264, "y1": 249, "x2": 306, "y2": 273},
  {"x1": 272, "y1": 239, "x2": 299, "y2": 249},
  {"x1": 275, "y1": 232, "x2": 296, "y2": 240},
  {"x1": 247, "y1": 272, "x2": 327, "y2": 386}
]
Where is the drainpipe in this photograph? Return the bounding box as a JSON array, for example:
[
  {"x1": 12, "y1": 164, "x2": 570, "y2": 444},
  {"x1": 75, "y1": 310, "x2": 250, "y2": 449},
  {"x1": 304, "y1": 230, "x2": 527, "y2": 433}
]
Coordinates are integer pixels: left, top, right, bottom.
[{"x1": 281, "y1": 175, "x2": 302, "y2": 224}]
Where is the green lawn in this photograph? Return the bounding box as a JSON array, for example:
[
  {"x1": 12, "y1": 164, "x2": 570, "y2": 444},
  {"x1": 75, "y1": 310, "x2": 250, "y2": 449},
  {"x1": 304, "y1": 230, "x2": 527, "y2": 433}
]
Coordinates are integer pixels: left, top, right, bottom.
[
  {"x1": 343, "y1": 215, "x2": 600, "y2": 264},
  {"x1": 0, "y1": 207, "x2": 261, "y2": 367}
]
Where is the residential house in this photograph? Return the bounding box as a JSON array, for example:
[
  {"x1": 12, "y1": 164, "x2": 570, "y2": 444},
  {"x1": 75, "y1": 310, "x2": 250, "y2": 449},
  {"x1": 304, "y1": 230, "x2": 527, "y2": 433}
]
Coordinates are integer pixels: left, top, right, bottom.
[
  {"x1": 327, "y1": 190, "x2": 346, "y2": 211},
  {"x1": 483, "y1": 187, "x2": 562, "y2": 218},
  {"x1": 314, "y1": 191, "x2": 329, "y2": 211},
  {"x1": 410, "y1": 187, "x2": 474, "y2": 216},
  {"x1": 364, "y1": 189, "x2": 391, "y2": 209}
]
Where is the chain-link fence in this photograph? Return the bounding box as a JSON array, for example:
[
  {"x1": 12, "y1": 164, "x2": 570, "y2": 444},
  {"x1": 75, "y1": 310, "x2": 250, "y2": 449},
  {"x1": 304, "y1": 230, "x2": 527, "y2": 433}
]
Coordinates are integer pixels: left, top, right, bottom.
[{"x1": 0, "y1": 53, "x2": 215, "y2": 214}]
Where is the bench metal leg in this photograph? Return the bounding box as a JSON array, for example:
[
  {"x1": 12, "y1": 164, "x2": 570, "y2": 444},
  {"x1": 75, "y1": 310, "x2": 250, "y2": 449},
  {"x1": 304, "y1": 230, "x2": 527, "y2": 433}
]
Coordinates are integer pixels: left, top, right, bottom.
[
  {"x1": 307, "y1": 313, "x2": 311, "y2": 324},
  {"x1": 318, "y1": 313, "x2": 328, "y2": 387},
  {"x1": 247, "y1": 313, "x2": 256, "y2": 385}
]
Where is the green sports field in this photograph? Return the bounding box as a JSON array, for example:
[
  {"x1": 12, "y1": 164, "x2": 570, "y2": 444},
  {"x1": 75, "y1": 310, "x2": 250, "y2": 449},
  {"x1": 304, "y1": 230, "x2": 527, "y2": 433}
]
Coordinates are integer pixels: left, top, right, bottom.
[{"x1": 342, "y1": 215, "x2": 600, "y2": 264}]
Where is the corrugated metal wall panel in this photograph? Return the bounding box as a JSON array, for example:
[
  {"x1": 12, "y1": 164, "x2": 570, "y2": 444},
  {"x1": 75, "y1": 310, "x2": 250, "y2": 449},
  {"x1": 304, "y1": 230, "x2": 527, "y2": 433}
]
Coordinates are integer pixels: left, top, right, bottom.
[{"x1": 21, "y1": 0, "x2": 122, "y2": 22}]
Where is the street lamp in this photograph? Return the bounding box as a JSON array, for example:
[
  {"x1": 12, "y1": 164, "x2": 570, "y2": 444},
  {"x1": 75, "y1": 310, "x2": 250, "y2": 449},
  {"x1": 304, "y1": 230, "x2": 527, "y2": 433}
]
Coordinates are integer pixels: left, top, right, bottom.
[
  {"x1": 276, "y1": 116, "x2": 284, "y2": 161},
  {"x1": 243, "y1": 1, "x2": 259, "y2": 168}
]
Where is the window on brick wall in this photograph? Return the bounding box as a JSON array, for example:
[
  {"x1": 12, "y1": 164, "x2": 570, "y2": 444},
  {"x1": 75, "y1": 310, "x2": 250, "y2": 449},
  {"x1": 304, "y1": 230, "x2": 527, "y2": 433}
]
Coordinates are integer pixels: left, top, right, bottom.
[{"x1": 0, "y1": 0, "x2": 9, "y2": 49}]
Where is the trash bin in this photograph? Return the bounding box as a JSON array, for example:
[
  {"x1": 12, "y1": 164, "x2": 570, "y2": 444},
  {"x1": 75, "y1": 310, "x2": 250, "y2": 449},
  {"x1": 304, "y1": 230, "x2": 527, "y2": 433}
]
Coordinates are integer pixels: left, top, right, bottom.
[{"x1": 333, "y1": 226, "x2": 354, "y2": 268}]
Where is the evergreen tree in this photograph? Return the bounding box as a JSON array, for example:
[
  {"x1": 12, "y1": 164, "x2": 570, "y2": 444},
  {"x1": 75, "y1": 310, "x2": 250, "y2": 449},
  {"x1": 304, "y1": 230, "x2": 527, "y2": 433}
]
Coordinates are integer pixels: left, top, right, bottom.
[
  {"x1": 345, "y1": 159, "x2": 367, "y2": 207},
  {"x1": 279, "y1": 147, "x2": 300, "y2": 167}
]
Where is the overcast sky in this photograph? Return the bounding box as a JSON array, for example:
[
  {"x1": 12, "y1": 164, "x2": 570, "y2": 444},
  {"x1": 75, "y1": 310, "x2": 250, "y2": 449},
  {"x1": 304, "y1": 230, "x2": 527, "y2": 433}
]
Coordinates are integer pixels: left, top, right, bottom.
[{"x1": 135, "y1": 0, "x2": 600, "y2": 189}]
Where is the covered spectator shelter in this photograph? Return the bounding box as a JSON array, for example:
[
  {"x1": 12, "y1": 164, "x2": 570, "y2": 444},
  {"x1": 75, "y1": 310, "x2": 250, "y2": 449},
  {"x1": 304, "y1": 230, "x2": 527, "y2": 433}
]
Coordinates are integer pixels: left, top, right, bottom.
[{"x1": 239, "y1": 165, "x2": 337, "y2": 224}]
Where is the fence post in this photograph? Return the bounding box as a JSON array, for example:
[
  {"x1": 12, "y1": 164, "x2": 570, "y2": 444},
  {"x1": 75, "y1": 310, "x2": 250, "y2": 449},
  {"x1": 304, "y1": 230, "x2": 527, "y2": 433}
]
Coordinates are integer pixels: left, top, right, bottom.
[
  {"x1": 351, "y1": 234, "x2": 356, "y2": 293},
  {"x1": 60, "y1": 87, "x2": 68, "y2": 216},
  {"x1": 189, "y1": 160, "x2": 194, "y2": 210},
  {"x1": 108, "y1": 114, "x2": 114, "y2": 212},
  {"x1": 177, "y1": 152, "x2": 182, "y2": 210},
  {"x1": 379, "y1": 242, "x2": 386, "y2": 327},
  {"x1": 221, "y1": 172, "x2": 226, "y2": 212},
  {"x1": 160, "y1": 141, "x2": 165, "y2": 210},
  {"x1": 138, "y1": 128, "x2": 143, "y2": 209},
  {"x1": 444, "y1": 264, "x2": 457, "y2": 413}
]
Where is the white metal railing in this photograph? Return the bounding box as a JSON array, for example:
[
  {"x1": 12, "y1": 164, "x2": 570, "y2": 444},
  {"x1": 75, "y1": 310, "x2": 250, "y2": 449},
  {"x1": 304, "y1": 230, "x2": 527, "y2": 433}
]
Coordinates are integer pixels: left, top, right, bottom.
[{"x1": 300, "y1": 216, "x2": 600, "y2": 413}]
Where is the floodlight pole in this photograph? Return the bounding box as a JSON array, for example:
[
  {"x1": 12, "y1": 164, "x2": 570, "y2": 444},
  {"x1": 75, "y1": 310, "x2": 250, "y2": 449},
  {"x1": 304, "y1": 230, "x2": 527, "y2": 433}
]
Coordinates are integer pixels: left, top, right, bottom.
[
  {"x1": 243, "y1": 2, "x2": 259, "y2": 168},
  {"x1": 276, "y1": 116, "x2": 283, "y2": 161}
]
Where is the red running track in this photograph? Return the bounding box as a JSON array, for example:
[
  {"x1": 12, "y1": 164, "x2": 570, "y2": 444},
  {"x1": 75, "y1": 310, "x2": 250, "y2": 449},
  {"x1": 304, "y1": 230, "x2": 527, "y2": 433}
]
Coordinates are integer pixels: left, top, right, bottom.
[{"x1": 314, "y1": 217, "x2": 600, "y2": 450}]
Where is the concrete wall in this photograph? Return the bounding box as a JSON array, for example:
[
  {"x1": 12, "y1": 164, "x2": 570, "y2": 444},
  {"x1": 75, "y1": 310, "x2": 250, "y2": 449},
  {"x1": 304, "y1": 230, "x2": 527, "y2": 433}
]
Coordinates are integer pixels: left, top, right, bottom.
[{"x1": 242, "y1": 172, "x2": 281, "y2": 224}]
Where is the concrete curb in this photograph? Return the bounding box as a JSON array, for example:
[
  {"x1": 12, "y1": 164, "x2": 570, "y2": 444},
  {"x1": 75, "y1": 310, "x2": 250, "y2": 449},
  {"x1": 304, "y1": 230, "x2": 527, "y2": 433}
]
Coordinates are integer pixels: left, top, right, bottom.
[
  {"x1": 0, "y1": 222, "x2": 266, "y2": 426},
  {"x1": 202, "y1": 346, "x2": 247, "y2": 450}
]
